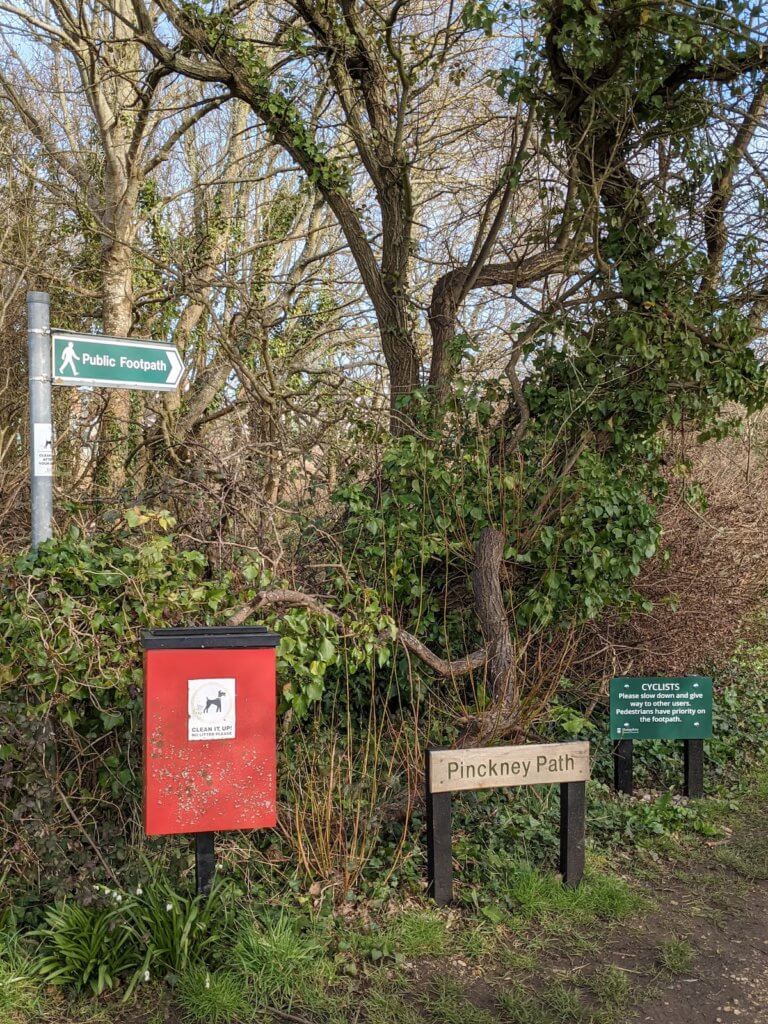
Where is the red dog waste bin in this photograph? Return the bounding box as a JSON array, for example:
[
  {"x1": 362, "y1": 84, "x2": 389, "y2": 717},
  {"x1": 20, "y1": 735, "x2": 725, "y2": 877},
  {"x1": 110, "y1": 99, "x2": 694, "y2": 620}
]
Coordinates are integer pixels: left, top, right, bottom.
[{"x1": 142, "y1": 626, "x2": 280, "y2": 838}]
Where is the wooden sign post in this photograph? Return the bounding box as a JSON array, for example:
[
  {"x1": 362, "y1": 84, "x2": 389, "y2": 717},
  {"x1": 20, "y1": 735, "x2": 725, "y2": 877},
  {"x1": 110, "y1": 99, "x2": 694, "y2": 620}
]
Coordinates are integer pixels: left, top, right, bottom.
[{"x1": 425, "y1": 741, "x2": 590, "y2": 906}]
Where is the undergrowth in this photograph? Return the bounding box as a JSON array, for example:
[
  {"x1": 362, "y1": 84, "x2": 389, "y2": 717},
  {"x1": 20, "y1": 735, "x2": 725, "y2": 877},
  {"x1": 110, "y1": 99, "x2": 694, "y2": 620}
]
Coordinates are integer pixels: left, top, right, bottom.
[{"x1": 3, "y1": 610, "x2": 768, "y2": 1021}]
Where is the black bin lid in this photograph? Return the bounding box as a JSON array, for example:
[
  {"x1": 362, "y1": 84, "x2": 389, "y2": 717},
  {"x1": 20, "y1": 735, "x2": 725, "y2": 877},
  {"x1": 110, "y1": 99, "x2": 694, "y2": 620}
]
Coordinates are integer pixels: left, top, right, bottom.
[{"x1": 141, "y1": 625, "x2": 280, "y2": 650}]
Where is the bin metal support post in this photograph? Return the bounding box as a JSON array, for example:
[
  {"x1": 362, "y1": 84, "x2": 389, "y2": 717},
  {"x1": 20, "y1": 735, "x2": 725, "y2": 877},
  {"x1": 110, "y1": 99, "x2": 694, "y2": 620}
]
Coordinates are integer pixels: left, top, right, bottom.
[
  {"x1": 560, "y1": 781, "x2": 585, "y2": 888},
  {"x1": 425, "y1": 750, "x2": 453, "y2": 906},
  {"x1": 613, "y1": 739, "x2": 634, "y2": 796},
  {"x1": 27, "y1": 291, "x2": 53, "y2": 548},
  {"x1": 684, "y1": 739, "x2": 704, "y2": 799},
  {"x1": 194, "y1": 832, "x2": 215, "y2": 895}
]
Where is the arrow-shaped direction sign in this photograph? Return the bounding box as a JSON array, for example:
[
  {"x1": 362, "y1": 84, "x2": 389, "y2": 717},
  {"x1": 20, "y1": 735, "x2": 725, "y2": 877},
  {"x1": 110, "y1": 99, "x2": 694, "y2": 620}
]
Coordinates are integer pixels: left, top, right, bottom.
[{"x1": 52, "y1": 331, "x2": 183, "y2": 392}]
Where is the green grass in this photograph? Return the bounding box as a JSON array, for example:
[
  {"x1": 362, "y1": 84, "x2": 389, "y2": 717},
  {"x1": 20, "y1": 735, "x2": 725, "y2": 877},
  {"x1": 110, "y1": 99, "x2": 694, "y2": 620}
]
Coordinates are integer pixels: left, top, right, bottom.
[
  {"x1": 497, "y1": 986, "x2": 548, "y2": 1024},
  {"x1": 713, "y1": 814, "x2": 768, "y2": 880},
  {"x1": 486, "y1": 865, "x2": 644, "y2": 929},
  {"x1": 539, "y1": 981, "x2": 588, "y2": 1019},
  {"x1": 392, "y1": 909, "x2": 449, "y2": 958},
  {"x1": 348, "y1": 907, "x2": 449, "y2": 964},
  {"x1": 497, "y1": 981, "x2": 590, "y2": 1024},
  {"x1": 365, "y1": 989, "x2": 425, "y2": 1024},
  {"x1": 585, "y1": 966, "x2": 633, "y2": 1010},
  {"x1": 176, "y1": 968, "x2": 249, "y2": 1024},
  {"x1": 0, "y1": 963, "x2": 41, "y2": 1023},
  {"x1": 426, "y1": 979, "x2": 499, "y2": 1024},
  {"x1": 655, "y1": 937, "x2": 695, "y2": 975},
  {"x1": 0, "y1": 934, "x2": 42, "y2": 1023},
  {"x1": 231, "y1": 912, "x2": 332, "y2": 1009}
]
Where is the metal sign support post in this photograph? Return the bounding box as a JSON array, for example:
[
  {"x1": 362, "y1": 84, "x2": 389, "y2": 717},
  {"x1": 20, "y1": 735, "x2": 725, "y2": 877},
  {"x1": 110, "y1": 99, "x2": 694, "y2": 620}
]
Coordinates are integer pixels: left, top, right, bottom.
[
  {"x1": 684, "y1": 739, "x2": 704, "y2": 798},
  {"x1": 27, "y1": 291, "x2": 53, "y2": 548},
  {"x1": 425, "y1": 749, "x2": 453, "y2": 906},
  {"x1": 559, "y1": 781, "x2": 586, "y2": 887},
  {"x1": 613, "y1": 739, "x2": 634, "y2": 796},
  {"x1": 194, "y1": 832, "x2": 215, "y2": 895}
]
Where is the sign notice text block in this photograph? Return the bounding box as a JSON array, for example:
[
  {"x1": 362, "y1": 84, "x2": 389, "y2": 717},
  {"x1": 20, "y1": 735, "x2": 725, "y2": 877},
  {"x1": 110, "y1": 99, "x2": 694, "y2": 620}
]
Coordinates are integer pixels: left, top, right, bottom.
[
  {"x1": 610, "y1": 677, "x2": 713, "y2": 740},
  {"x1": 428, "y1": 741, "x2": 590, "y2": 794},
  {"x1": 52, "y1": 331, "x2": 183, "y2": 391}
]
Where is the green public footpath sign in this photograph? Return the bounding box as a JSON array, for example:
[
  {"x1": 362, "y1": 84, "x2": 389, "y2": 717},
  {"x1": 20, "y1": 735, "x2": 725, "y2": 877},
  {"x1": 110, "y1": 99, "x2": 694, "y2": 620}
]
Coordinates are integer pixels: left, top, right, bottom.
[
  {"x1": 52, "y1": 332, "x2": 183, "y2": 391},
  {"x1": 610, "y1": 677, "x2": 713, "y2": 740}
]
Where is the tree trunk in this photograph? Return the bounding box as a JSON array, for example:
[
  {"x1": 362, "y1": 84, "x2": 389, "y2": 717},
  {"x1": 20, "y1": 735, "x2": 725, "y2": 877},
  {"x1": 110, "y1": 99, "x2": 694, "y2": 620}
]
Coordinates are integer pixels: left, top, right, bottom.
[
  {"x1": 94, "y1": 182, "x2": 137, "y2": 493},
  {"x1": 471, "y1": 526, "x2": 519, "y2": 734}
]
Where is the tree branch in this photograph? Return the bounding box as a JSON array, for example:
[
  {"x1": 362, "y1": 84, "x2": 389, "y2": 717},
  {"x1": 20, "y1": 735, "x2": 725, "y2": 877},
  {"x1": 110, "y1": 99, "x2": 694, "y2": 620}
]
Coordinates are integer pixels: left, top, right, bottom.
[
  {"x1": 226, "y1": 589, "x2": 488, "y2": 677},
  {"x1": 701, "y1": 78, "x2": 768, "y2": 291},
  {"x1": 428, "y1": 250, "x2": 575, "y2": 394}
]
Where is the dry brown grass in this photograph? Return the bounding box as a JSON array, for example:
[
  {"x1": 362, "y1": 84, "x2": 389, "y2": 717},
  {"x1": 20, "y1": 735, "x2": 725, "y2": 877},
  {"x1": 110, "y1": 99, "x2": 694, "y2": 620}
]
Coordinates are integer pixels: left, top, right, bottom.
[{"x1": 572, "y1": 414, "x2": 768, "y2": 694}]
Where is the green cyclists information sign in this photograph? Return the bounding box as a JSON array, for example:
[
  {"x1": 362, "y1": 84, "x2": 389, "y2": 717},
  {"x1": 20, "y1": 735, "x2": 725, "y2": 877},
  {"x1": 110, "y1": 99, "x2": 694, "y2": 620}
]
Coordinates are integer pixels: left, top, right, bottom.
[
  {"x1": 610, "y1": 677, "x2": 713, "y2": 740},
  {"x1": 52, "y1": 332, "x2": 183, "y2": 391}
]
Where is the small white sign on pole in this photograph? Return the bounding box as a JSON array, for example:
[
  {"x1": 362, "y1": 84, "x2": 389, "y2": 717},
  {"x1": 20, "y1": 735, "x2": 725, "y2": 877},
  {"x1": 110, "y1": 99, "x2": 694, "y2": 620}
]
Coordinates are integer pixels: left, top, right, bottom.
[{"x1": 32, "y1": 423, "x2": 54, "y2": 477}]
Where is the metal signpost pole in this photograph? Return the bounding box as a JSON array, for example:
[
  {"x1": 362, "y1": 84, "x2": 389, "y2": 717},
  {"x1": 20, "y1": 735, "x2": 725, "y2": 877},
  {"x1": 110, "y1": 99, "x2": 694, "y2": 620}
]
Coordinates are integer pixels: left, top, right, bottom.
[
  {"x1": 613, "y1": 739, "x2": 634, "y2": 796},
  {"x1": 194, "y1": 832, "x2": 216, "y2": 895},
  {"x1": 425, "y1": 749, "x2": 453, "y2": 906},
  {"x1": 559, "y1": 781, "x2": 586, "y2": 887},
  {"x1": 683, "y1": 739, "x2": 704, "y2": 798},
  {"x1": 27, "y1": 291, "x2": 53, "y2": 548}
]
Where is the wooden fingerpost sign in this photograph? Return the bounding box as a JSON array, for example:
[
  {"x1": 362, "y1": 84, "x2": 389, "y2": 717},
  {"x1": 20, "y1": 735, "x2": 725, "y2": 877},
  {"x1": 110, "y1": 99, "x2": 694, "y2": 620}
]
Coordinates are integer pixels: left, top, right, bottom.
[
  {"x1": 425, "y1": 741, "x2": 590, "y2": 905},
  {"x1": 610, "y1": 677, "x2": 712, "y2": 799}
]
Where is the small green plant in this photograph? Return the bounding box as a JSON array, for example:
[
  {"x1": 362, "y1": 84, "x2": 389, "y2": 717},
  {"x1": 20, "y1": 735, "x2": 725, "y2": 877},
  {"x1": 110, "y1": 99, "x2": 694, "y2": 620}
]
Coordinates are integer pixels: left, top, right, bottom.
[
  {"x1": 656, "y1": 937, "x2": 695, "y2": 975},
  {"x1": 27, "y1": 872, "x2": 235, "y2": 999},
  {"x1": 121, "y1": 871, "x2": 234, "y2": 977},
  {"x1": 32, "y1": 901, "x2": 144, "y2": 995},
  {"x1": 232, "y1": 912, "x2": 331, "y2": 1008},
  {"x1": 587, "y1": 966, "x2": 632, "y2": 1010},
  {"x1": 176, "y1": 968, "x2": 249, "y2": 1024}
]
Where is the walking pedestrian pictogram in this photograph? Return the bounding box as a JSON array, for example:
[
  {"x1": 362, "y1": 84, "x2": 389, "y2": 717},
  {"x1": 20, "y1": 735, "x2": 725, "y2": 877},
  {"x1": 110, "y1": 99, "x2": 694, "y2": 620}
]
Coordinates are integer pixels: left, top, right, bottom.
[{"x1": 58, "y1": 340, "x2": 80, "y2": 377}]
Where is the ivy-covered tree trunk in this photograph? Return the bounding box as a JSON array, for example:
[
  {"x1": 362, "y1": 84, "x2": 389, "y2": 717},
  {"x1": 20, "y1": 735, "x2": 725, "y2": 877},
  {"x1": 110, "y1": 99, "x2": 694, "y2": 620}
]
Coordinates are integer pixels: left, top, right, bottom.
[
  {"x1": 94, "y1": 173, "x2": 139, "y2": 494},
  {"x1": 471, "y1": 526, "x2": 519, "y2": 735}
]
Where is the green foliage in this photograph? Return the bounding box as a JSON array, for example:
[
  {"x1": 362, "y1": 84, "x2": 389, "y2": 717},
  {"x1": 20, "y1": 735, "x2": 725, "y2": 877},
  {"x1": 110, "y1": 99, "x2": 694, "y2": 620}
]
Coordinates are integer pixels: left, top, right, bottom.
[
  {"x1": 27, "y1": 871, "x2": 234, "y2": 999},
  {"x1": 336, "y1": 397, "x2": 665, "y2": 672},
  {"x1": 115, "y1": 871, "x2": 235, "y2": 979},
  {"x1": 0, "y1": 510, "x2": 225, "y2": 731},
  {"x1": 32, "y1": 901, "x2": 144, "y2": 996},
  {"x1": 0, "y1": 514, "x2": 231, "y2": 892},
  {"x1": 493, "y1": 0, "x2": 768, "y2": 456},
  {"x1": 0, "y1": 514, "x2": 389, "y2": 892},
  {"x1": 231, "y1": 912, "x2": 332, "y2": 1008}
]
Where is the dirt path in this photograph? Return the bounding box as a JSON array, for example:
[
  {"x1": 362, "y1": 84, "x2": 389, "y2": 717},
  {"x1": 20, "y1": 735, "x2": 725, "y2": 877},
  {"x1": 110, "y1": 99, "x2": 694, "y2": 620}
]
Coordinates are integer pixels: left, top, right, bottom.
[
  {"x1": 629, "y1": 793, "x2": 768, "y2": 1024},
  {"x1": 634, "y1": 880, "x2": 768, "y2": 1022}
]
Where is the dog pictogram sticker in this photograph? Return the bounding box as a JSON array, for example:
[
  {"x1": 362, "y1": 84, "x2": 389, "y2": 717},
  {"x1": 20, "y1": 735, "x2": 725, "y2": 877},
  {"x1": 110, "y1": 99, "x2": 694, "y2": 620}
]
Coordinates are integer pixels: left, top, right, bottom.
[{"x1": 188, "y1": 678, "x2": 236, "y2": 741}]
